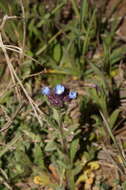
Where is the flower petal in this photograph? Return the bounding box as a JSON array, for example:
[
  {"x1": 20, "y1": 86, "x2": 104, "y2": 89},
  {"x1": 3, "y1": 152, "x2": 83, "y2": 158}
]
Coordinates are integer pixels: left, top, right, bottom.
[
  {"x1": 69, "y1": 91, "x2": 77, "y2": 99},
  {"x1": 41, "y1": 87, "x2": 50, "y2": 95},
  {"x1": 55, "y1": 84, "x2": 65, "y2": 95}
]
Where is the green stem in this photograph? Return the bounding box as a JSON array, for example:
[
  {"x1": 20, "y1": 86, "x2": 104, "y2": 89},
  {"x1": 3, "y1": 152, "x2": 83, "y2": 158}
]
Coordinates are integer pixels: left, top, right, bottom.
[
  {"x1": 71, "y1": 0, "x2": 80, "y2": 18},
  {"x1": 57, "y1": 110, "x2": 75, "y2": 190},
  {"x1": 59, "y1": 123, "x2": 68, "y2": 154},
  {"x1": 82, "y1": 8, "x2": 96, "y2": 55}
]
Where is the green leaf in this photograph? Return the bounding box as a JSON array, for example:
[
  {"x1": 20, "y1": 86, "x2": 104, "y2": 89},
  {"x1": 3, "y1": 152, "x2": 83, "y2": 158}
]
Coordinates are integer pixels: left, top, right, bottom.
[
  {"x1": 73, "y1": 164, "x2": 84, "y2": 176},
  {"x1": 33, "y1": 144, "x2": 45, "y2": 169},
  {"x1": 70, "y1": 138, "x2": 79, "y2": 162},
  {"x1": 0, "y1": 134, "x2": 21, "y2": 158},
  {"x1": 0, "y1": 65, "x2": 5, "y2": 78},
  {"x1": 22, "y1": 130, "x2": 42, "y2": 142},
  {"x1": 0, "y1": 91, "x2": 12, "y2": 104},
  {"x1": 37, "y1": 2, "x2": 65, "y2": 28},
  {"x1": 56, "y1": 160, "x2": 70, "y2": 170},
  {"x1": 53, "y1": 43, "x2": 62, "y2": 62},
  {"x1": 80, "y1": 0, "x2": 88, "y2": 27},
  {"x1": 109, "y1": 109, "x2": 120, "y2": 129},
  {"x1": 45, "y1": 141, "x2": 57, "y2": 152},
  {"x1": 110, "y1": 45, "x2": 126, "y2": 65},
  {"x1": 89, "y1": 62, "x2": 105, "y2": 83},
  {"x1": 52, "y1": 108, "x2": 61, "y2": 126},
  {"x1": 0, "y1": 1, "x2": 9, "y2": 13}
]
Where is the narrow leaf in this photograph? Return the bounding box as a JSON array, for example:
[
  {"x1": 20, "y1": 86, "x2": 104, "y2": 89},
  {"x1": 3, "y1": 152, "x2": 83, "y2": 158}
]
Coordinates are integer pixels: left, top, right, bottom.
[
  {"x1": 70, "y1": 138, "x2": 79, "y2": 162},
  {"x1": 109, "y1": 109, "x2": 120, "y2": 129}
]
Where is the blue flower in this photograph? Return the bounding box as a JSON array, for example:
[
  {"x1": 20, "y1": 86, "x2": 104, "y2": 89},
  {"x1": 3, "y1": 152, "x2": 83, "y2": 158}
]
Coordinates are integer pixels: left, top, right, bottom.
[
  {"x1": 55, "y1": 84, "x2": 65, "y2": 95},
  {"x1": 41, "y1": 86, "x2": 50, "y2": 95},
  {"x1": 69, "y1": 91, "x2": 77, "y2": 99},
  {"x1": 41, "y1": 84, "x2": 77, "y2": 107}
]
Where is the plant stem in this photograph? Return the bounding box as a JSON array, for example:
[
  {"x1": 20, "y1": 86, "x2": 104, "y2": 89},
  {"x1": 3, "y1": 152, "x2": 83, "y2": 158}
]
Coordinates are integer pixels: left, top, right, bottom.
[
  {"x1": 57, "y1": 111, "x2": 68, "y2": 154},
  {"x1": 57, "y1": 110, "x2": 75, "y2": 190}
]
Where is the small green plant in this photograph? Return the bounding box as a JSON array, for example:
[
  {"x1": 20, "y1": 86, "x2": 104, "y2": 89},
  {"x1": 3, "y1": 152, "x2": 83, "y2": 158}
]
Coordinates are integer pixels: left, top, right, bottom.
[{"x1": 39, "y1": 84, "x2": 80, "y2": 189}]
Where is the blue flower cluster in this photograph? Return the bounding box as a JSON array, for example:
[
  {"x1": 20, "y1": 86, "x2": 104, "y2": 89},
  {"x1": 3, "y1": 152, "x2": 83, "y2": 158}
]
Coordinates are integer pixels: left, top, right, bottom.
[{"x1": 41, "y1": 84, "x2": 77, "y2": 107}]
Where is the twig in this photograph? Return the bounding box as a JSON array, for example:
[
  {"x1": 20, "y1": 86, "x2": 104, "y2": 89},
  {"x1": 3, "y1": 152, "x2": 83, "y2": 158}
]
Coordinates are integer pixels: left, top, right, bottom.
[
  {"x1": 0, "y1": 33, "x2": 21, "y2": 101},
  {"x1": 4, "y1": 44, "x2": 40, "y2": 63},
  {"x1": 0, "y1": 33, "x2": 43, "y2": 126},
  {"x1": 0, "y1": 15, "x2": 20, "y2": 31},
  {"x1": 0, "y1": 15, "x2": 21, "y2": 101},
  {"x1": 19, "y1": 0, "x2": 26, "y2": 60}
]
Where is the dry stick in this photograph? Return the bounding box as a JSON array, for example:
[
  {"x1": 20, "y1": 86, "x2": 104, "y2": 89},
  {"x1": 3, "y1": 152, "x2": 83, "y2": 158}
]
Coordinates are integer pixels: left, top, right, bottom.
[
  {"x1": 0, "y1": 15, "x2": 21, "y2": 23},
  {"x1": 0, "y1": 168, "x2": 12, "y2": 190},
  {"x1": 0, "y1": 15, "x2": 21, "y2": 101},
  {"x1": 0, "y1": 33, "x2": 43, "y2": 126},
  {"x1": 4, "y1": 44, "x2": 40, "y2": 64},
  {"x1": 0, "y1": 15, "x2": 20, "y2": 30},
  {"x1": 19, "y1": 0, "x2": 26, "y2": 60}
]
